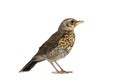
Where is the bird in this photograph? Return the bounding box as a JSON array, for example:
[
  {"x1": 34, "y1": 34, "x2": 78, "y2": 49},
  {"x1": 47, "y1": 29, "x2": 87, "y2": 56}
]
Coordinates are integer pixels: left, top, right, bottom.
[{"x1": 19, "y1": 18, "x2": 84, "y2": 74}]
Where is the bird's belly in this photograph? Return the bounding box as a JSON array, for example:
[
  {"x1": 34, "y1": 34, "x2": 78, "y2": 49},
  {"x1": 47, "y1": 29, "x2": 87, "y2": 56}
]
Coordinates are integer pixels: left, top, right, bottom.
[{"x1": 45, "y1": 46, "x2": 69, "y2": 62}]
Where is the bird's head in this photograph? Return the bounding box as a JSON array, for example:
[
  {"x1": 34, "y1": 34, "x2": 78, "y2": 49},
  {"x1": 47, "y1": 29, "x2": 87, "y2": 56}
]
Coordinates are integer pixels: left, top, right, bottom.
[{"x1": 58, "y1": 18, "x2": 84, "y2": 31}]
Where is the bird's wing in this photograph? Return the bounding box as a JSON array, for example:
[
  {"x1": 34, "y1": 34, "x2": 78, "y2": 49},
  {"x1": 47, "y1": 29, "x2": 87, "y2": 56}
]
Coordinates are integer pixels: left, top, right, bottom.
[{"x1": 35, "y1": 31, "x2": 63, "y2": 56}]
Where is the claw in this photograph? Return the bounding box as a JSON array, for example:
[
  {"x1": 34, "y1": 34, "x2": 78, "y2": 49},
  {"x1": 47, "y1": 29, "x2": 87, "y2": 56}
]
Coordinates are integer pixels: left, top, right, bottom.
[{"x1": 52, "y1": 70, "x2": 73, "y2": 74}]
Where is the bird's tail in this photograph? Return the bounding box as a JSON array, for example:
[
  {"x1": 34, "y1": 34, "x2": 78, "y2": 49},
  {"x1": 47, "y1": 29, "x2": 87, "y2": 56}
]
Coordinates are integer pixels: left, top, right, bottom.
[{"x1": 19, "y1": 59, "x2": 38, "y2": 72}]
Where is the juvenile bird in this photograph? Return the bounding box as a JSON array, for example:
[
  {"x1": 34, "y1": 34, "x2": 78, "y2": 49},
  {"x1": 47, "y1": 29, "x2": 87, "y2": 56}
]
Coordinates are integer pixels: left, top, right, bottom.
[{"x1": 19, "y1": 18, "x2": 84, "y2": 74}]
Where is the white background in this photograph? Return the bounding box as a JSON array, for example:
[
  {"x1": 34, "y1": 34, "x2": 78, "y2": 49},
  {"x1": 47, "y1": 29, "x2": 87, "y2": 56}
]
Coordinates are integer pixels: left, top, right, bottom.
[{"x1": 0, "y1": 0, "x2": 120, "y2": 83}]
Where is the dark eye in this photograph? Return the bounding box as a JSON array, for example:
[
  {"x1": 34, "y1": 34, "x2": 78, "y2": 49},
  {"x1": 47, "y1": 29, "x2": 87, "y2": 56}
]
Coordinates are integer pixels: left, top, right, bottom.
[{"x1": 70, "y1": 20, "x2": 75, "y2": 24}]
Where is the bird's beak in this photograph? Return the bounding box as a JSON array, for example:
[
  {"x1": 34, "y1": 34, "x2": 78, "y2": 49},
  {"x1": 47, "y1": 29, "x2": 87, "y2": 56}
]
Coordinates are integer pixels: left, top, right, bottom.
[{"x1": 76, "y1": 20, "x2": 84, "y2": 25}]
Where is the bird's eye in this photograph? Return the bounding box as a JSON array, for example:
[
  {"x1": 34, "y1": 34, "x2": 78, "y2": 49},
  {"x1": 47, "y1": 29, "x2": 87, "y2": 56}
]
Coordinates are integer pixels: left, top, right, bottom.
[{"x1": 70, "y1": 20, "x2": 75, "y2": 24}]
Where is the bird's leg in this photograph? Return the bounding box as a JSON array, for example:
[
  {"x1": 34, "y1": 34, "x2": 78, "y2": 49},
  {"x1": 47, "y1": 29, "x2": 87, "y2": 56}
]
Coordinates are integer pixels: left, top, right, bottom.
[
  {"x1": 54, "y1": 61, "x2": 64, "y2": 71},
  {"x1": 50, "y1": 62, "x2": 59, "y2": 73},
  {"x1": 54, "y1": 61, "x2": 73, "y2": 74}
]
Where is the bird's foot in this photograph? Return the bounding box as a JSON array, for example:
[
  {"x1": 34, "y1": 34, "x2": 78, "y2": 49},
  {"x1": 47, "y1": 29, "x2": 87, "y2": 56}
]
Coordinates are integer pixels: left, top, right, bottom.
[{"x1": 52, "y1": 70, "x2": 73, "y2": 74}]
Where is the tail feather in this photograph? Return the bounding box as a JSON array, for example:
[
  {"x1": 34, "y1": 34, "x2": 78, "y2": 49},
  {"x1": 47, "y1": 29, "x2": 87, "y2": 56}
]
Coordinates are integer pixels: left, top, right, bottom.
[{"x1": 19, "y1": 60, "x2": 37, "y2": 72}]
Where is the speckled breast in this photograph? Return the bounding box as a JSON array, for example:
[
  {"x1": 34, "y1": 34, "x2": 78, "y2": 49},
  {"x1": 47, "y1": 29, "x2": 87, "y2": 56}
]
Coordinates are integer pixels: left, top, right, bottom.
[{"x1": 46, "y1": 31, "x2": 75, "y2": 62}]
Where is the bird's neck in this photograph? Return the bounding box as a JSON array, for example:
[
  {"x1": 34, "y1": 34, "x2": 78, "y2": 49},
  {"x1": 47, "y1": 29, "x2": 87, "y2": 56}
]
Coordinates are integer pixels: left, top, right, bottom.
[{"x1": 58, "y1": 29, "x2": 74, "y2": 35}]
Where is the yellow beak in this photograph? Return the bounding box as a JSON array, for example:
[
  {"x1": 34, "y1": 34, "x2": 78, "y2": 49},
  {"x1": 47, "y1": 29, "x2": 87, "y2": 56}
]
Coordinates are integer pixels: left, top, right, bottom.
[{"x1": 76, "y1": 20, "x2": 84, "y2": 25}]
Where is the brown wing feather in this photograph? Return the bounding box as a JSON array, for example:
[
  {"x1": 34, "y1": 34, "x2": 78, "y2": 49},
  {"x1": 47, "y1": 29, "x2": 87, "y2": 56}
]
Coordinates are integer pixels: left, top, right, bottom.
[{"x1": 35, "y1": 31, "x2": 63, "y2": 56}]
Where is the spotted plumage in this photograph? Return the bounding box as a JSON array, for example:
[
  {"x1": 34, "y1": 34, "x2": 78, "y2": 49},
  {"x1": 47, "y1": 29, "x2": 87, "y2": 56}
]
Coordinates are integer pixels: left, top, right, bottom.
[{"x1": 19, "y1": 18, "x2": 84, "y2": 74}]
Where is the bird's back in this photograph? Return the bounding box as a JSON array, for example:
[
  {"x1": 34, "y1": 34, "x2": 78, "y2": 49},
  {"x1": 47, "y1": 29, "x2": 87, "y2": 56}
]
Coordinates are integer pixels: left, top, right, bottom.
[{"x1": 36, "y1": 31, "x2": 63, "y2": 55}]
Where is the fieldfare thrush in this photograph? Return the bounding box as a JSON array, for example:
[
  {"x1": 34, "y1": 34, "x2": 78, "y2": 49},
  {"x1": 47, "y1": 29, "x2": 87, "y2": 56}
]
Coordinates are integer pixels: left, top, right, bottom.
[{"x1": 19, "y1": 18, "x2": 84, "y2": 74}]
